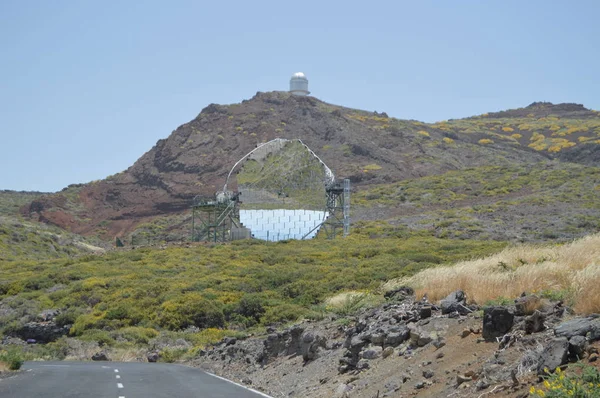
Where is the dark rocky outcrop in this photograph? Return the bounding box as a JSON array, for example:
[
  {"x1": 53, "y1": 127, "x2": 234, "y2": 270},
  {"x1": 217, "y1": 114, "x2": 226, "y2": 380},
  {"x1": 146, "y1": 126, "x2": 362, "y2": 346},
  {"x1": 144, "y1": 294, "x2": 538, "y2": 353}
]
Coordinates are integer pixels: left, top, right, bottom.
[
  {"x1": 12, "y1": 321, "x2": 69, "y2": 343},
  {"x1": 554, "y1": 316, "x2": 600, "y2": 339},
  {"x1": 92, "y1": 352, "x2": 109, "y2": 361},
  {"x1": 440, "y1": 290, "x2": 469, "y2": 315},
  {"x1": 482, "y1": 307, "x2": 514, "y2": 340},
  {"x1": 536, "y1": 337, "x2": 569, "y2": 375},
  {"x1": 524, "y1": 310, "x2": 546, "y2": 334}
]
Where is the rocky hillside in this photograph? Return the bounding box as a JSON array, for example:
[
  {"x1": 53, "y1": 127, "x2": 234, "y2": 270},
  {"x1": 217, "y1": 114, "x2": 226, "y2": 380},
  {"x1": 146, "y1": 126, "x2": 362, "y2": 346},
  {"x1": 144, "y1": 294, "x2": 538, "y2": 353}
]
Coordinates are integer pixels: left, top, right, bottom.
[
  {"x1": 195, "y1": 289, "x2": 600, "y2": 398},
  {"x1": 21, "y1": 94, "x2": 600, "y2": 240},
  {"x1": 0, "y1": 191, "x2": 106, "y2": 261}
]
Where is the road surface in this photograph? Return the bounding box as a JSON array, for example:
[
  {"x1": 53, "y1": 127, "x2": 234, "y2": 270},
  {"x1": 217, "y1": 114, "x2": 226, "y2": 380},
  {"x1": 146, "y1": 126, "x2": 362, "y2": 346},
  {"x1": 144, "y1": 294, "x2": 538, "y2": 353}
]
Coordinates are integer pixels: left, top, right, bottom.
[{"x1": 0, "y1": 361, "x2": 271, "y2": 398}]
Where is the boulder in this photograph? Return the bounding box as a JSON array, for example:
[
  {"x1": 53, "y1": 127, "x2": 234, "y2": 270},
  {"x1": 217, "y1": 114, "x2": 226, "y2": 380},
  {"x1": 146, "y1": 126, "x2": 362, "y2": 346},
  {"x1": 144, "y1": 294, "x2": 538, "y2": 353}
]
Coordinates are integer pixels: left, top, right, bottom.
[
  {"x1": 301, "y1": 332, "x2": 326, "y2": 362},
  {"x1": 568, "y1": 336, "x2": 587, "y2": 359},
  {"x1": 588, "y1": 319, "x2": 600, "y2": 342},
  {"x1": 339, "y1": 336, "x2": 367, "y2": 373},
  {"x1": 482, "y1": 306, "x2": 514, "y2": 340},
  {"x1": 554, "y1": 317, "x2": 599, "y2": 339},
  {"x1": 384, "y1": 327, "x2": 410, "y2": 347},
  {"x1": 524, "y1": 310, "x2": 546, "y2": 334},
  {"x1": 419, "y1": 306, "x2": 432, "y2": 319},
  {"x1": 537, "y1": 337, "x2": 569, "y2": 375},
  {"x1": 409, "y1": 328, "x2": 433, "y2": 347},
  {"x1": 515, "y1": 295, "x2": 541, "y2": 316},
  {"x1": 361, "y1": 347, "x2": 382, "y2": 360},
  {"x1": 369, "y1": 333, "x2": 385, "y2": 346},
  {"x1": 92, "y1": 352, "x2": 109, "y2": 361},
  {"x1": 382, "y1": 347, "x2": 394, "y2": 359},
  {"x1": 147, "y1": 352, "x2": 159, "y2": 363},
  {"x1": 440, "y1": 290, "x2": 469, "y2": 315}
]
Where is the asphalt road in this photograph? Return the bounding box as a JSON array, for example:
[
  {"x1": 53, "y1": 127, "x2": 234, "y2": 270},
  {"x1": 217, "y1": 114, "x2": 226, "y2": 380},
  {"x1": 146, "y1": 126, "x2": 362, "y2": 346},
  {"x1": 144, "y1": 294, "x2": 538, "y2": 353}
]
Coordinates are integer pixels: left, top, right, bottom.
[{"x1": 0, "y1": 361, "x2": 272, "y2": 398}]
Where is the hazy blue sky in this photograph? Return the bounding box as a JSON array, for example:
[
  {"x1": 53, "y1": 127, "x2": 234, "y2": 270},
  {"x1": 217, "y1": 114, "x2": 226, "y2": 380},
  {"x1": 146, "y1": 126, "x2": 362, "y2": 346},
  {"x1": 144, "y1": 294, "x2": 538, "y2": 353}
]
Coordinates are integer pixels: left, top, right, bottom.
[{"x1": 1, "y1": 1, "x2": 599, "y2": 192}]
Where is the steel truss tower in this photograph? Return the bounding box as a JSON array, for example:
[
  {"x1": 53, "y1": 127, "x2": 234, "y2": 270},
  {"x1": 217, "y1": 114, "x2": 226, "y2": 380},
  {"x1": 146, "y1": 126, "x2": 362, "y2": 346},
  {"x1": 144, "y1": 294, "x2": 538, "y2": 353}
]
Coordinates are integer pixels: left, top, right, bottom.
[
  {"x1": 319, "y1": 179, "x2": 350, "y2": 239},
  {"x1": 191, "y1": 194, "x2": 240, "y2": 242}
]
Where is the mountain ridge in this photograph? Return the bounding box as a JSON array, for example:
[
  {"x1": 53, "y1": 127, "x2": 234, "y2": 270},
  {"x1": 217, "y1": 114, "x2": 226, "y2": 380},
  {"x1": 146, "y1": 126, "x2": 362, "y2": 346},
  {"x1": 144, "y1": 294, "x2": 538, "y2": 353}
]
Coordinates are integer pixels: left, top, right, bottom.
[{"x1": 20, "y1": 92, "x2": 600, "y2": 239}]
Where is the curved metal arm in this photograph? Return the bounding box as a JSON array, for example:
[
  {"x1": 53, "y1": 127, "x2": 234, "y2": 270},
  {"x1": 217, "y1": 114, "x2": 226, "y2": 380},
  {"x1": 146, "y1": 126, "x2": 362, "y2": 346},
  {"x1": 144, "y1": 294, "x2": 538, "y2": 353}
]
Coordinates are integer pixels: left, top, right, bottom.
[{"x1": 223, "y1": 138, "x2": 335, "y2": 191}]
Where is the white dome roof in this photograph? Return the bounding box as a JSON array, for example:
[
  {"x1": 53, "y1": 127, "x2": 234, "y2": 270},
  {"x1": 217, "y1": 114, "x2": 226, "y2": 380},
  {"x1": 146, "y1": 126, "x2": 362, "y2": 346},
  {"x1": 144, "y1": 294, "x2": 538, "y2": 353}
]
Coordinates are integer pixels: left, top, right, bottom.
[{"x1": 291, "y1": 72, "x2": 307, "y2": 79}]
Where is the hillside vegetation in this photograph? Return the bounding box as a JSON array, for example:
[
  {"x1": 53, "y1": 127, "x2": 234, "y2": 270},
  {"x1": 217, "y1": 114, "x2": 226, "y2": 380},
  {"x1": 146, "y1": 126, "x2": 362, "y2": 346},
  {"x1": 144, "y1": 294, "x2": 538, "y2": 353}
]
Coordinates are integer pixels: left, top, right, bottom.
[
  {"x1": 0, "y1": 191, "x2": 106, "y2": 261},
  {"x1": 355, "y1": 161, "x2": 600, "y2": 242},
  {"x1": 0, "y1": 229, "x2": 504, "y2": 357},
  {"x1": 390, "y1": 232, "x2": 600, "y2": 314}
]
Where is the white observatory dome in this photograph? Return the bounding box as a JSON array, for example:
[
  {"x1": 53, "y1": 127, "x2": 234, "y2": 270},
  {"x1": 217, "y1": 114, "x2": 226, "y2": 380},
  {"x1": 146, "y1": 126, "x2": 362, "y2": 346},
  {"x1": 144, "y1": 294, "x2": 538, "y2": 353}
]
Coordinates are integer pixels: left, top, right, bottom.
[{"x1": 289, "y1": 72, "x2": 310, "y2": 96}]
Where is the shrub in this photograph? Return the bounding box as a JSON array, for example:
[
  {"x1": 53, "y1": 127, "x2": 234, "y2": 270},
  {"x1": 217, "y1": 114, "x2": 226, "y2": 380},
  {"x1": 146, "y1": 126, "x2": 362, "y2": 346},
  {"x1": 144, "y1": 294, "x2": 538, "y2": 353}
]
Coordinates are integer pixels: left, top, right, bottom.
[
  {"x1": 79, "y1": 330, "x2": 115, "y2": 346},
  {"x1": 115, "y1": 327, "x2": 159, "y2": 345},
  {"x1": 478, "y1": 139, "x2": 494, "y2": 144},
  {"x1": 262, "y1": 303, "x2": 306, "y2": 325},
  {"x1": 531, "y1": 365, "x2": 600, "y2": 397},
  {"x1": 325, "y1": 292, "x2": 384, "y2": 316},
  {"x1": 158, "y1": 347, "x2": 188, "y2": 363},
  {"x1": 0, "y1": 349, "x2": 24, "y2": 370},
  {"x1": 54, "y1": 308, "x2": 84, "y2": 327},
  {"x1": 363, "y1": 164, "x2": 382, "y2": 171},
  {"x1": 157, "y1": 293, "x2": 225, "y2": 331},
  {"x1": 235, "y1": 294, "x2": 266, "y2": 323}
]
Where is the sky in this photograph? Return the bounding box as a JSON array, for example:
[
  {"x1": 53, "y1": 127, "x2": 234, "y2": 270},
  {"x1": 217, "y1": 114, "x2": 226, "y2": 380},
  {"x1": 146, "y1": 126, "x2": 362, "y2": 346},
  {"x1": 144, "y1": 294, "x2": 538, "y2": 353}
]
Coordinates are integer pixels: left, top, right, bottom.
[{"x1": 1, "y1": 1, "x2": 599, "y2": 192}]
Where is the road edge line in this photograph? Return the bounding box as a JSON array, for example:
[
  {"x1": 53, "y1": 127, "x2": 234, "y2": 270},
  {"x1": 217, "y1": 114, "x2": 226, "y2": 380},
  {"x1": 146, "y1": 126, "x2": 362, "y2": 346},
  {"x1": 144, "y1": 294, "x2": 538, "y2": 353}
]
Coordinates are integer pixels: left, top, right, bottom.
[{"x1": 204, "y1": 371, "x2": 274, "y2": 398}]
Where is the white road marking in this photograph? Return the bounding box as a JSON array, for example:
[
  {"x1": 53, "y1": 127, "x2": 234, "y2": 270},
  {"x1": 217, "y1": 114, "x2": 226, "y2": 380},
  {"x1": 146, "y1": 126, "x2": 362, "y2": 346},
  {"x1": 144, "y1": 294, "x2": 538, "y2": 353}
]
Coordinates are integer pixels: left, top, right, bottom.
[
  {"x1": 204, "y1": 372, "x2": 274, "y2": 398},
  {"x1": 117, "y1": 383, "x2": 124, "y2": 389},
  {"x1": 101, "y1": 366, "x2": 110, "y2": 369},
  {"x1": 114, "y1": 369, "x2": 119, "y2": 373},
  {"x1": 116, "y1": 375, "x2": 121, "y2": 379},
  {"x1": 118, "y1": 396, "x2": 125, "y2": 398}
]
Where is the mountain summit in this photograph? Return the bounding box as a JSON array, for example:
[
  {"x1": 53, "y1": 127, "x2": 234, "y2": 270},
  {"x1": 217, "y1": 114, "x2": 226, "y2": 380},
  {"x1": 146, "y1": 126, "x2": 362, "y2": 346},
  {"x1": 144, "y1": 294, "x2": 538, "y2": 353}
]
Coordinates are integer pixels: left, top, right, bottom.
[{"x1": 23, "y1": 93, "x2": 600, "y2": 239}]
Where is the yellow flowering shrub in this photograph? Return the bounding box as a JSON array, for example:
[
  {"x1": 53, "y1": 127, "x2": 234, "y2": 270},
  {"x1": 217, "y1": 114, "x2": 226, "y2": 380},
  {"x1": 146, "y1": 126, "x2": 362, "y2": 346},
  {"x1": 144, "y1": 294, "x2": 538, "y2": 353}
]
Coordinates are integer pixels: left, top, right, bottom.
[
  {"x1": 363, "y1": 164, "x2": 382, "y2": 172},
  {"x1": 530, "y1": 366, "x2": 600, "y2": 397},
  {"x1": 478, "y1": 139, "x2": 493, "y2": 144}
]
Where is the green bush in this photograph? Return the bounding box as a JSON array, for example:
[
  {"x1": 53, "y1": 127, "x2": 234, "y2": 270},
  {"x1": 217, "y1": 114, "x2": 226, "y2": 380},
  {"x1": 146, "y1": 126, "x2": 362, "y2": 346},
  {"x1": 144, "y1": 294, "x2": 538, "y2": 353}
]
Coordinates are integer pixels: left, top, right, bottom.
[
  {"x1": 262, "y1": 303, "x2": 306, "y2": 325},
  {"x1": 78, "y1": 330, "x2": 115, "y2": 346},
  {"x1": 0, "y1": 349, "x2": 24, "y2": 370},
  {"x1": 531, "y1": 365, "x2": 600, "y2": 397},
  {"x1": 235, "y1": 294, "x2": 266, "y2": 323},
  {"x1": 55, "y1": 308, "x2": 84, "y2": 327},
  {"x1": 158, "y1": 347, "x2": 187, "y2": 363},
  {"x1": 114, "y1": 327, "x2": 159, "y2": 345},
  {"x1": 157, "y1": 293, "x2": 225, "y2": 331}
]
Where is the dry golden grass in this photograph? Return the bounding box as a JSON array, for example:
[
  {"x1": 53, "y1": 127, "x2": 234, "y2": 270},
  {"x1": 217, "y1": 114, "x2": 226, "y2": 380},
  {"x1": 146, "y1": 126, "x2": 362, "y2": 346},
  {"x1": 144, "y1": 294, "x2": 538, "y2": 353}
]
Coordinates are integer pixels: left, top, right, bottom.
[
  {"x1": 0, "y1": 361, "x2": 9, "y2": 371},
  {"x1": 324, "y1": 291, "x2": 384, "y2": 315},
  {"x1": 385, "y1": 234, "x2": 600, "y2": 314}
]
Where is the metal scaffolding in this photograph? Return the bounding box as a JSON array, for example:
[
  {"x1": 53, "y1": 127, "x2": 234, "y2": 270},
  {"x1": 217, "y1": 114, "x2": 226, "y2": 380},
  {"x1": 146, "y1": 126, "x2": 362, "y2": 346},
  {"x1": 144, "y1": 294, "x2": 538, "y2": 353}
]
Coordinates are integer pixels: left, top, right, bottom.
[
  {"x1": 191, "y1": 193, "x2": 241, "y2": 242},
  {"x1": 319, "y1": 179, "x2": 350, "y2": 239}
]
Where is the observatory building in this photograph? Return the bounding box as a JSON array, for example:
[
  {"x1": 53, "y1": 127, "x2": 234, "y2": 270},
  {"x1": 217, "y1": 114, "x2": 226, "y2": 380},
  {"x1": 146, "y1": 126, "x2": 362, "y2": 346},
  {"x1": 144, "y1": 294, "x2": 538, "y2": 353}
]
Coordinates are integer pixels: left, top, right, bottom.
[{"x1": 289, "y1": 72, "x2": 310, "y2": 96}]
